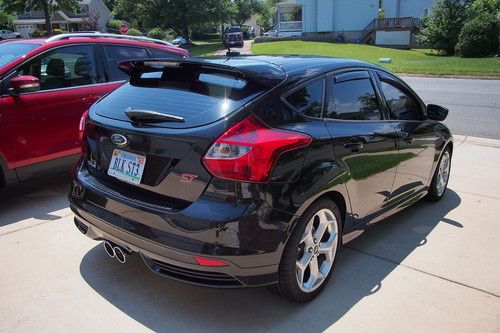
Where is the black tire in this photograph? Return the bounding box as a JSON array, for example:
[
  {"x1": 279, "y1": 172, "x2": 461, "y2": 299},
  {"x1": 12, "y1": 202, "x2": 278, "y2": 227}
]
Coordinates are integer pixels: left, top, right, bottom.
[
  {"x1": 15, "y1": 35, "x2": 21, "y2": 39},
  {"x1": 269, "y1": 198, "x2": 343, "y2": 302},
  {"x1": 425, "y1": 146, "x2": 452, "y2": 202}
]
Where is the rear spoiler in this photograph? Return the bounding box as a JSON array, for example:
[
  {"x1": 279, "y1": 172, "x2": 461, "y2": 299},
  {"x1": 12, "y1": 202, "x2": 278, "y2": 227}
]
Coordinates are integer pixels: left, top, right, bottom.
[{"x1": 118, "y1": 58, "x2": 285, "y2": 87}]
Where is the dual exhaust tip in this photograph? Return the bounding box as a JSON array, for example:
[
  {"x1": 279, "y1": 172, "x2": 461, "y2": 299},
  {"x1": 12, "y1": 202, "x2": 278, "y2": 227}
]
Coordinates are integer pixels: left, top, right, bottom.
[{"x1": 103, "y1": 241, "x2": 128, "y2": 264}]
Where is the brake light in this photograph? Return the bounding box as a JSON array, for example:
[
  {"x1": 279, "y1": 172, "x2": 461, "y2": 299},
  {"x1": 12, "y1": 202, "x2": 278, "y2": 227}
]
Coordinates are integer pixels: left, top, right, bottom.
[
  {"x1": 79, "y1": 110, "x2": 89, "y2": 142},
  {"x1": 194, "y1": 256, "x2": 229, "y2": 267},
  {"x1": 79, "y1": 110, "x2": 89, "y2": 154},
  {"x1": 202, "y1": 115, "x2": 312, "y2": 183}
]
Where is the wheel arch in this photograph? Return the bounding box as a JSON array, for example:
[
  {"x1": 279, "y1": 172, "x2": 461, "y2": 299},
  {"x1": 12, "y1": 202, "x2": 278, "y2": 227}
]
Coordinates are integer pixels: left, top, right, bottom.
[{"x1": 292, "y1": 190, "x2": 349, "y2": 233}]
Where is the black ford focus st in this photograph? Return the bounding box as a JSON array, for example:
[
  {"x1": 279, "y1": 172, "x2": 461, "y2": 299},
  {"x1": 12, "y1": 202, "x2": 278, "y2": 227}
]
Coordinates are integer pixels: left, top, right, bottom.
[{"x1": 69, "y1": 56, "x2": 452, "y2": 302}]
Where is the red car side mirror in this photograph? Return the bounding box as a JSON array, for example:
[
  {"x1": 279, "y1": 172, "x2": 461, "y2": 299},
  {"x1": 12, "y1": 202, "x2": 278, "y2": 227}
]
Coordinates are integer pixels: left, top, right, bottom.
[{"x1": 9, "y1": 75, "x2": 40, "y2": 96}]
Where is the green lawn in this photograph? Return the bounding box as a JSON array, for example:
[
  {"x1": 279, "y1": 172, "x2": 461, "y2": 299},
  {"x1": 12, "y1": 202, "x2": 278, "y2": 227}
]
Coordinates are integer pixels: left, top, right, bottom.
[
  {"x1": 252, "y1": 41, "x2": 500, "y2": 77},
  {"x1": 182, "y1": 40, "x2": 223, "y2": 57}
]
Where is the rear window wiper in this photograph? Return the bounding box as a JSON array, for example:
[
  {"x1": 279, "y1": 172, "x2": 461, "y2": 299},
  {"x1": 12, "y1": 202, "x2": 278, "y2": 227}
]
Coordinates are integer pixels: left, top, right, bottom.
[{"x1": 125, "y1": 107, "x2": 185, "y2": 123}]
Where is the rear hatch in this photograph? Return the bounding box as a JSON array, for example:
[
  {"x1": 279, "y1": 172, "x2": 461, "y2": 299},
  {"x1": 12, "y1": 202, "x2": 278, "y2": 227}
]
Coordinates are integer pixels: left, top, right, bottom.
[{"x1": 83, "y1": 58, "x2": 285, "y2": 209}]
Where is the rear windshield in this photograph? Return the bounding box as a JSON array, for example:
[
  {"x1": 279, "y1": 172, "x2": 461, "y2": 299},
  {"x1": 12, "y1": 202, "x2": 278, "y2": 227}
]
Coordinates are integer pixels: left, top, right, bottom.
[
  {"x1": 0, "y1": 43, "x2": 39, "y2": 68},
  {"x1": 94, "y1": 70, "x2": 266, "y2": 128}
]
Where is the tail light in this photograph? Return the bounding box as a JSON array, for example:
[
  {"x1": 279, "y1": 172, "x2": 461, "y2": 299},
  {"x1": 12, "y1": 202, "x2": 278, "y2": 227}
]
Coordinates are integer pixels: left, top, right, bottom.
[
  {"x1": 79, "y1": 110, "x2": 89, "y2": 154},
  {"x1": 202, "y1": 115, "x2": 312, "y2": 183},
  {"x1": 194, "y1": 256, "x2": 229, "y2": 267}
]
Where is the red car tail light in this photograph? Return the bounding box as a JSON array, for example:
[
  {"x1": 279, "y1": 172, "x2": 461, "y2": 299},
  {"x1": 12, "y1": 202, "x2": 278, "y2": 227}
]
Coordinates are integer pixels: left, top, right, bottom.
[
  {"x1": 79, "y1": 110, "x2": 89, "y2": 154},
  {"x1": 194, "y1": 256, "x2": 229, "y2": 267},
  {"x1": 202, "y1": 115, "x2": 312, "y2": 183}
]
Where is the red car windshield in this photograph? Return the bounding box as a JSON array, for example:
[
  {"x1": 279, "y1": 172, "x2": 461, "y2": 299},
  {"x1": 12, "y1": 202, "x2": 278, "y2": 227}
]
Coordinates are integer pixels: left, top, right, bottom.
[{"x1": 0, "y1": 43, "x2": 39, "y2": 68}]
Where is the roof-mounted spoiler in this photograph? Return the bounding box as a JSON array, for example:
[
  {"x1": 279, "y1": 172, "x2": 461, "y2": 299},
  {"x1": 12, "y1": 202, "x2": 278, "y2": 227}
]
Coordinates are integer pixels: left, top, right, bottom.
[
  {"x1": 118, "y1": 58, "x2": 245, "y2": 77},
  {"x1": 117, "y1": 58, "x2": 286, "y2": 87},
  {"x1": 118, "y1": 59, "x2": 246, "y2": 78}
]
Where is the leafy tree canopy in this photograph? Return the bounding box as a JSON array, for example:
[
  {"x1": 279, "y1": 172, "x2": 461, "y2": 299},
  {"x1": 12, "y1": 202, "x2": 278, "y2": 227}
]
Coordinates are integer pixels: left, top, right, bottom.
[{"x1": 417, "y1": 0, "x2": 467, "y2": 55}]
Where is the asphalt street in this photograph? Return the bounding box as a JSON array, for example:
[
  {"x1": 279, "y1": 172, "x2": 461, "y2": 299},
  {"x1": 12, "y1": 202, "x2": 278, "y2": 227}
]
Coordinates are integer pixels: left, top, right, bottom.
[{"x1": 401, "y1": 76, "x2": 500, "y2": 140}]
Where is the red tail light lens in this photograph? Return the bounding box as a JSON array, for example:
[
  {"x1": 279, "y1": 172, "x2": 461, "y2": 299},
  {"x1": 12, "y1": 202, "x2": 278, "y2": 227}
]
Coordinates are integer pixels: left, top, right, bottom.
[
  {"x1": 194, "y1": 256, "x2": 229, "y2": 267},
  {"x1": 79, "y1": 110, "x2": 89, "y2": 142},
  {"x1": 202, "y1": 115, "x2": 312, "y2": 183},
  {"x1": 79, "y1": 110, "x2": 89, "y2": 154}
]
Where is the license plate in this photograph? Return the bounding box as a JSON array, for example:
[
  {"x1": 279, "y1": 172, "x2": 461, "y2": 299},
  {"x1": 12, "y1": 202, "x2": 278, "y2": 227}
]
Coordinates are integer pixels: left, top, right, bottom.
[{"x1": 107, "y1": 149, "x2": 146, "y2": 185}]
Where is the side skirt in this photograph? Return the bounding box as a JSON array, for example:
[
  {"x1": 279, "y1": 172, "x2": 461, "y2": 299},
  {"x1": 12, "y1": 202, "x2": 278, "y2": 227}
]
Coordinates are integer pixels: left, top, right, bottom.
[{"x1": 15, "y1": 154, "x2": 80, "y2": 183}]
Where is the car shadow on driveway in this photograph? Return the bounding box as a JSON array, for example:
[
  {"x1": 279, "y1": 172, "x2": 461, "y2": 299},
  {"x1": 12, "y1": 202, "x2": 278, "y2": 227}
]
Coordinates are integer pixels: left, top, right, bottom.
[
  {"x1": 0, "y1": 172, "x2": 71, "y2": 228},
  {"x1": 79, "y1": 190, "x2": 461, "y2": 333}
]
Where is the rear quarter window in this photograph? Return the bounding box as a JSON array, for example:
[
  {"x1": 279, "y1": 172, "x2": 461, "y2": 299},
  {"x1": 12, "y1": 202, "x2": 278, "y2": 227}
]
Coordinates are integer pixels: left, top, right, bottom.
[
  {"x1": 285, "y1": 78, "x2": 324, "y2": 118},
  {"x1": 103, "y1": 45, "x2": 149, "y2": 81}
]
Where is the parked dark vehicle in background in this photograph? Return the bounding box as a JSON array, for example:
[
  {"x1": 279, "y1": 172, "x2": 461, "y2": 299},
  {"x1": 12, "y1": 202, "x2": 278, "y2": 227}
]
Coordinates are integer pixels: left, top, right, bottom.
[
  {"x1": 69, "y1": 56, "x2": 453, "y2": 302},
  {"x1": 223, "y1": 26, "x2": 244, "y2": 48},
  {"x1": 0, "y1": 33, "x2": 188, "y2": 187}
]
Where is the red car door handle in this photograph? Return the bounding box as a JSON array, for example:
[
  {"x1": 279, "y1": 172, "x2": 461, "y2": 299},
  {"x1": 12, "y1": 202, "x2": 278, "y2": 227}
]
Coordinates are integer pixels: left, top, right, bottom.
[{"x1": 82, "y1": 95, "x2": 98, "y2": 103}]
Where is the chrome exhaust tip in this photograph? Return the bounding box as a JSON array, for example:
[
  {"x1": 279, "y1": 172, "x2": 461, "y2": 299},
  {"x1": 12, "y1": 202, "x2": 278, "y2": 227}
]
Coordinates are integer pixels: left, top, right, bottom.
[
  {"x1": 103, "y1": 241, "x2": 115, "y2": 258},
  {"x1": 114, "y1": 246, "x2": 127, "y2": 264}
]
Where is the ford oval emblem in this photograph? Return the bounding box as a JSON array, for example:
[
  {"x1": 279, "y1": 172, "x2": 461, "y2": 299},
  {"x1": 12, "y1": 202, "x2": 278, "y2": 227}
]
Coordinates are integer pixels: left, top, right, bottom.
[{"x1": 111, "y1": 134, "x2": 128, "y2": 147}]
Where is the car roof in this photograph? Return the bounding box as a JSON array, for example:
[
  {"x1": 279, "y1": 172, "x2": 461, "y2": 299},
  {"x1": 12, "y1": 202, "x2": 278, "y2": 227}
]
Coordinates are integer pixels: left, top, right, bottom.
[
  {"x1": 0, "y1": 36, "x2": 189, "y2": 75},
  {"x1": 203, "y1": 55, "x2": 387, "y2": 85},
  {"x1": 0, "y1": 36, "x2": 188, "y2": 53}
]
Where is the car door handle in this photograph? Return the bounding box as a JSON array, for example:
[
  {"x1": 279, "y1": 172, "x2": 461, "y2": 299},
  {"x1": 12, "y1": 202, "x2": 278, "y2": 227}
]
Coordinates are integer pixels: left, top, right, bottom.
[
  {"x1": 82, "y1": 95, "x2": 98, "y2": 104},
  {"x1": 374, "y1": 132, "x2": 402, "y2": 139},
  {"x1": 344, "y1": 141, "x2": 364, "y2": 152}
]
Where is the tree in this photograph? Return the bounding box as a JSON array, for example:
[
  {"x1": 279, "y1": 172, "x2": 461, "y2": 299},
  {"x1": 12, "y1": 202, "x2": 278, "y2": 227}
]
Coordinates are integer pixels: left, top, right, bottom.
[
  {"x1": 140, "y1": 0, "x2": 230, "y2": 38},
  {"x1": 0, "y1": 0, "x2": 15, "y2": 29},
  {"x1": 113, "y1": 0, "x2": 148, "y2": 31},
  {"x1": 207, "y1": 0, "x2": 235, "y2": 32},
  {"x1": 417, "y1": 0, "x2": 467, "y2": 55},
  {"x1": 456, "y1": 0, "x2": 499, "y2": 57},
  {"x1": 80, "y1": 11, "x2": 100, "y2": 32},
  {"x1": 232, "y1": 0, "x2": 261, "y2": 26},
  {"x1": 3, "y1": 0, "x2": 78, "y2": 36},
  {"x1": 256, "y1": 0, "x2": 279, "y2": 32}
]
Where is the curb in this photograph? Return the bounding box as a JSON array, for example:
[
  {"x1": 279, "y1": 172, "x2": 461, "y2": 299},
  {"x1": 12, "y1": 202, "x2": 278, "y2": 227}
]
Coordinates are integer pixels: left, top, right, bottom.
[{"x1": 454, "y1": 135, "x2": 500, "y2": 148}]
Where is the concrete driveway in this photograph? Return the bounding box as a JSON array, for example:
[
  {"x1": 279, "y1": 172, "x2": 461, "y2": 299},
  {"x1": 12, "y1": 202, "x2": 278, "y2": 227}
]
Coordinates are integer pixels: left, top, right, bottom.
[
  {"x1": 215, "y1": 40, "x2": 253, "y2": 55},
  {"x1": 1, "y1": 135, "x2": 499, "y2": 332}
]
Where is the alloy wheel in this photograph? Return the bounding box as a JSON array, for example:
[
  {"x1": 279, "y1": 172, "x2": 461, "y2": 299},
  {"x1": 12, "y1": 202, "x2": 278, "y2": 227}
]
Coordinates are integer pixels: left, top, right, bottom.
[
  {"x1": 296, "y1": 208, "x2": 339, "y2": 293},
  {"x1": 437, "y1": 151, "x2": 451, "y2": 196}
]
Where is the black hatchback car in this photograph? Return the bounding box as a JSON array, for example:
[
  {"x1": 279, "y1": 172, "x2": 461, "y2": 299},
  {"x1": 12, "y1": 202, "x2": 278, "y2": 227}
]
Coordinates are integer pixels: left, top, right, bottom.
[{"x1": 69, "y1": 56, "x2": 452, "y2": 302}]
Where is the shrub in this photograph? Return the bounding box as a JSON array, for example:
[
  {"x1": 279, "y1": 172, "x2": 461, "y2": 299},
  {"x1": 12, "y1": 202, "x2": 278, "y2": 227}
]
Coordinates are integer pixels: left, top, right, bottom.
[
  {"x1": 456, "y1": 13, "x2": 499, "y2": 57},
  {"x1": 31, "y1": 30, "x2": 47, "y2": 37},
  {"x1": 417, "y1": 0, "x2": 467, "y2": 55},
  {"x1": 148, "y1": 28, "x2": 166, "y2": 40},
  {"x1": 191, "y1": 32, "x2": 221, "y2": 40},
  {"x1": 107, "y1": 19, "x2": 123, "y2": 32},
  {"x1": 127, "y1": 28, "x2": 142, "y2": 36}
]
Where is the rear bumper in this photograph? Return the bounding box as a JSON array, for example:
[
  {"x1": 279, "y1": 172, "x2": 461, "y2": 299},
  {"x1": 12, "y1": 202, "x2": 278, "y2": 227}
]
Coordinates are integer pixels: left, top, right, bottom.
[{"x1": 69, "y1": 167, "x2": 295, "y2": 287}]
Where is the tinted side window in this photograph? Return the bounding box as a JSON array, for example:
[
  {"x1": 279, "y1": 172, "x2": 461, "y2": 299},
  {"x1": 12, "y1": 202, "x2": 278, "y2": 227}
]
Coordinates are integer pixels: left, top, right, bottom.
[
  {"x1": 16, "y1": 45, "x2": 97, "y2": 91},
  {"x1": 103, "y1": 45, "x2": 149, "y2": 81},
  {"x1": 325, "y1": 77, "x2": 381, "y2": 120},
  {"x1": 150, "y1": 48, "x2": 182, "y2": 58},
  {"x1": 379, "y1": 77, "x2": 422, "y2": 121},
  {"x1": 285, "y1": 79, "x2": 324, "y2": 118}
]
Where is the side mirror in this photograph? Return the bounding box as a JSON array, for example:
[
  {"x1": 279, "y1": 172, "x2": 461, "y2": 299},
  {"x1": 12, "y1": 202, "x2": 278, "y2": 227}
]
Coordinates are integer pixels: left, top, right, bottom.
[
  {"x1": 427, "y1": 104, "x2": 448, "y2": 121},
  {"x1": 9, "y1": 75, "x2": 40, "y2": 96}
]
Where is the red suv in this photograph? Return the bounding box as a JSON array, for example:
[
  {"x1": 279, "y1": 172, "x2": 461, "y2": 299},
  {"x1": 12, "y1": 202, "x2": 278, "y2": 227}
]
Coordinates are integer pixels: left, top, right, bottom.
[{"x1": 0, "y1": 33, "x2": 188, "y2": 187}]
